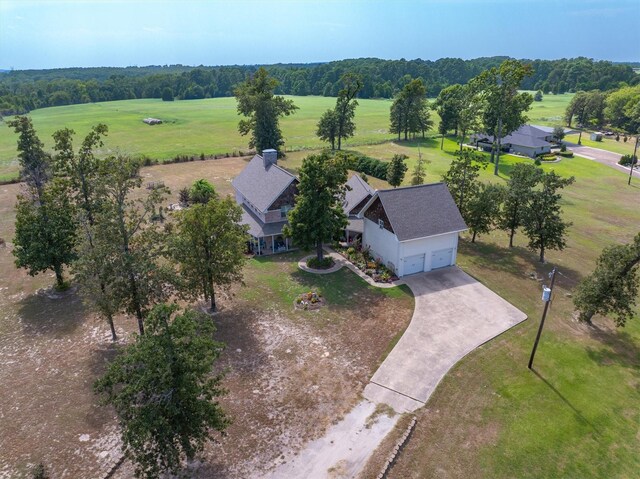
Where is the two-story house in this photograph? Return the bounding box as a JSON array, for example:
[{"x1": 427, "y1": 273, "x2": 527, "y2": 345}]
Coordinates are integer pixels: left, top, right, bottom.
[{"x1": 232, "y1": 149, "x2": 298, "y2": 255}]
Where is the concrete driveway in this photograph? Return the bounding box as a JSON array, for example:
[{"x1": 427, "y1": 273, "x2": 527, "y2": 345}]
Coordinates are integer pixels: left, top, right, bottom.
[{"x1": 364, "y1": 267, "x2": 527, "y2": 412}]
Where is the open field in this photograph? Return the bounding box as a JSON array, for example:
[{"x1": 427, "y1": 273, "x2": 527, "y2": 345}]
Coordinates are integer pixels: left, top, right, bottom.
[
  {"x1": 0, "y1": 93, "x2": 575, "y2": 182},
  {"x1": 1, "y1": 127, "x2": 638, "y2": 478},
  {"x1": 0, "y1": 158, "x2": 415, "y2": 478}
]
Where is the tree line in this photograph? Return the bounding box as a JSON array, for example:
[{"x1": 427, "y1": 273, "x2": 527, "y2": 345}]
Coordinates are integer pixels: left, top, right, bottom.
[{"x1": 1, "y1": 56, "x2": 637, "y2": 115}]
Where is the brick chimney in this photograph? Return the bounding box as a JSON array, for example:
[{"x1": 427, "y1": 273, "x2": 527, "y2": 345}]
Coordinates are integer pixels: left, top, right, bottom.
[{"x1": 262, "y1": 149, "x2": 277, "y2": 168}]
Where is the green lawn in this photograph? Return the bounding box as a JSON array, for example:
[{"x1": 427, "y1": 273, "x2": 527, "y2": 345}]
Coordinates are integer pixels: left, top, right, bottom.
[
  {"x1": 565, "y1": 133, "x2": 638, "y2": 156},
  {"x1": 379, "y1": 139, "x2": 640, "y2": 479},
  {"x1": 0, "y1": 93, "x2": 574, "y2": 182}
]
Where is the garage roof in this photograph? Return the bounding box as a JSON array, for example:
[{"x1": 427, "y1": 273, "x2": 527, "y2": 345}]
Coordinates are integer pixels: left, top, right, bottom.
[{"x1": 366, "y1": 183, "x2": 467, "y2": 242}]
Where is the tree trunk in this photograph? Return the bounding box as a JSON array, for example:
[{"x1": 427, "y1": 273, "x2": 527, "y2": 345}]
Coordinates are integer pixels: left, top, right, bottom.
[
  {"x1": 539, "y1": 245, "x2": 545, "y2": 263},
  {"x1": 440, "y1": 135, "x2": 444, "y2": 150},
  {"x1": 137, "y1": 314, "x2": 145, "y2": 335},
  {"x1": 210, "y1": 288, "x2": 217, "y2": 312},
  {"x1": 316, "y1": 242, "x2": 324, "y2": 261},
  {"x1": 509, "y1": 226, "x2": 516, "y2": 248},
  {"x1": 472, "y1": 231, "x2": 477, "y2": 243},
  {"x1": 54, "y1": 265, "x2": 64, "y2": 290},
  {"x1": 578, "y1": 130, "x2": 582, "y2": 145},
  {"x1": 107, "y1": 314, "x2": 117, "y2": 342}
]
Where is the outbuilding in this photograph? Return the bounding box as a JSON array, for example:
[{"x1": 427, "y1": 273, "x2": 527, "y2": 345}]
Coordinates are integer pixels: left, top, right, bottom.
[{"x1": 358, "y1": 183, "x2": 467, "y2": 277}]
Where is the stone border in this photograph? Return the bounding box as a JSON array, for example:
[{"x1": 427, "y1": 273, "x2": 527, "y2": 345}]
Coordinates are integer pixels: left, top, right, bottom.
[
  {"x1": 376, "y1": 416, "x2": 417, "y2": 479},
  {"x1": 325, "y1": 247, "x2": 404, "y2": 289},
  {"x1": 297, "y1": 253, "x2": 344, "y2": 274}
]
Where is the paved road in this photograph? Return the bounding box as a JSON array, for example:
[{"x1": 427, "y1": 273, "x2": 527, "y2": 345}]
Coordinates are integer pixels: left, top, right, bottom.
[
  {"x1": 567, "y1": 142, "x2": 639, "y2": 178},
  {"x1": 363, "y1": 267, "x2": 527, "y2": 413}
]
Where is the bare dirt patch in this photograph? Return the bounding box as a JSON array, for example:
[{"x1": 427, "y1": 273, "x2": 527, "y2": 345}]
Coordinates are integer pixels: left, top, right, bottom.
[{"x1": 1, "y1": 160, "x2": 414, "y2": 478}]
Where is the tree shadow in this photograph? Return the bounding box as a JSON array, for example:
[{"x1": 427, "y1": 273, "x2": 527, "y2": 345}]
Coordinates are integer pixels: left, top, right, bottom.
[
  {"x1": 585, "y1": 323, "x2": 640, "y2": 371},
  {"x1": 211, "y1": 305, "x2": 267, "y2": 377},
  {"x1": 86, "y1": 343, "x2": 122, "y2": 429},
  {"x1": 17, "y1": 286, "x2": 87, "y2": 337},
  {"x1": 530, "y1": 368, "x2": 600, "y2": 434},
  {"x1": 458, "y1": 240, "x2": 584, "y2": 290}
]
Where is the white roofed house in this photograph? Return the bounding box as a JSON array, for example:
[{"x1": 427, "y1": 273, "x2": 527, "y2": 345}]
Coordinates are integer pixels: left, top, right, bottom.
[
  {"x1": 358, "y1": 183, "x2": 467, "y2": 277},
  {"x1": 342, "y1": 173, "x2": 375, "y2": 245},
  {"x1": 232, "y1": 149, "x2": 298, "y2": 255}
]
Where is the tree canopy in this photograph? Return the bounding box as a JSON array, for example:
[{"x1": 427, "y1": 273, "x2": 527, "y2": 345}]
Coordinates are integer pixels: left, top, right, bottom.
[
  {"x1": 573, "y1": 233, "x2": 640, "y2": 327},
  {"x1": 386, "y1": 154, "x2": 408, "y2": 188},
  {"x1": 94, "y1": 304, "x2": 228, "y2": 478},
  {"x1": 171, "y1": 196, "x2": 247, "y2": 312},
  {"x1": 234, "y1": 67, "x2": 298, "y2": 155},
  {"x1": 284, "y1": 152, "x2": 348, "y2": 261},
  {"x1": 389, "y1": 78, "x2": 432, "y2": 141},
  {"x1": 521, "y1": 171, "x2": 575, "y2": 262}
]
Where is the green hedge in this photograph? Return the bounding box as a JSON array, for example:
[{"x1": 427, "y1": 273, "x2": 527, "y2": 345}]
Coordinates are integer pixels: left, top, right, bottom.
[{"x1": 341, "y1": 152, "x2": 388, "y2": 180}]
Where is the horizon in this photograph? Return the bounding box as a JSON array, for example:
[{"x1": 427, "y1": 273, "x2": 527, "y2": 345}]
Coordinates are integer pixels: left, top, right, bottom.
[
  {"x1": 1, "y1": 0, "x2": 639, "y2": 70},
  {"x1": 1, "y1": 55, "x2": 639, "y2": 74}
]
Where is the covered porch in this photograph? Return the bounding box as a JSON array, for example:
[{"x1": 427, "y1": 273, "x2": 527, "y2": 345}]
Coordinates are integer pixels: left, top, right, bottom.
[{"x1": 249, "y1": 234, "x2": 293, "y2": 255}]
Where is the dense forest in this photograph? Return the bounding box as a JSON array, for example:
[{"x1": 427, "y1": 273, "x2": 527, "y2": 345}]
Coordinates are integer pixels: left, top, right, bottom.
[{"x1": 0, "y1": 57, "x2": 637, "y2": 115}]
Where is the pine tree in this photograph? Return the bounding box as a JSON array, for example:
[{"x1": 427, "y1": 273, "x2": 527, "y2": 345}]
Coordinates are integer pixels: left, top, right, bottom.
[{"x1": 386, "y1": 154, "x2": 408, "y2": 188}]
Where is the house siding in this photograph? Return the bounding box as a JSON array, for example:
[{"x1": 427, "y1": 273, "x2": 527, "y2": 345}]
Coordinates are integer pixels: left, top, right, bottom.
[
  {"x1": 363, "y1": 218, "x2": 400, "y2": 273},
  {"x1": 269, "y1": 182, "x2": 298, "y2": 210},
  {"x1": 363, "y1": 197, "x2": 394, "y2": 234}
]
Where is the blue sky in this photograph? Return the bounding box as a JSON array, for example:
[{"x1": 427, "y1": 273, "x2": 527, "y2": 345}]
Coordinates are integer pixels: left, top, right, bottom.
[{"x1": 1, "y1": 0, "x2": 638, "y2": 70}]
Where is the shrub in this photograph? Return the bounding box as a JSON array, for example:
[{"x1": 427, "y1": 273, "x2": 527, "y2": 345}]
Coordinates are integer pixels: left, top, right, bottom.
[
  {"x1": 560, "y1": 143, "x2": 567, "y2": 152},
  {"x1": 619, "y1": 154, "x2": 638, "y2": 166},
  {"x1": 31, "y1": 463, "x2": 49, "y2": 479},
  {"x1": 307, "y1": 256, "x2": 335, "y2": 269},
  {"x1": 539, "y1": 154, "x2": 557, "y2": 162},
  {"x1": 534, "y1": 158, "x2": 542, "y2": 166},
  {"x1": 558, "y1": 151, "x2": 574, "y2": 158},
  {"x1": 200, "y1": 153, "x2": 205, "y2": 161}
]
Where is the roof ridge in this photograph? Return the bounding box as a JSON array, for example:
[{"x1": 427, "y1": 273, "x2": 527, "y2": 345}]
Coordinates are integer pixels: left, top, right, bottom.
[{"x1": 378, "y1": 182, "x2": 445, "y2": 193}]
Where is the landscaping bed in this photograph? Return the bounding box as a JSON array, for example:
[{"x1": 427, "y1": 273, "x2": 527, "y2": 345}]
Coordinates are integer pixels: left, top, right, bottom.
[{"x1": 335, "y1": 245, "x2": 398, "y2": 283}]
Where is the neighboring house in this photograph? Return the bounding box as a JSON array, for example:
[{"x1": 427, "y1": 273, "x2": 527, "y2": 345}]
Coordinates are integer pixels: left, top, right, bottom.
[
  {"x1": 232, "y1": 149, "x2": 298, "y2": 255},
  {"x1": 358, "y1": 183, "x2": 467, "y2": 277},
  {"x1": 471, "y1": 124, "x2": 557, "y2": 158},
  {"x1": 343, "y1": 173, "x2": 375, "y2": 244}
]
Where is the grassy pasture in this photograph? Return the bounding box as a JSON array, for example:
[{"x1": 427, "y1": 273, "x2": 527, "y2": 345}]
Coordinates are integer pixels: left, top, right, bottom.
[{"x1": 0, "y1": 93, "x2": 575, "y2": 182}]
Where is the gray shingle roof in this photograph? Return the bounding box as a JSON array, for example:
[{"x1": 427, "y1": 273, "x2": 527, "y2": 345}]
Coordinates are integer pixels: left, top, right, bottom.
[
  {"x1": 374, "y1": 183, "x2": 467, "y2": 241},
  {"x1": 231, "y1": 154, "x2": 297, "y2": 212},
  {"x1": 344, "y1": 174, "x2": 375, "y2": 216},
  {"x1": 241, "y1": 204, "x2": 287, "y2": 238},
  {"x1": 471, "y1": 124, "x2": 552, "y2": 149}
]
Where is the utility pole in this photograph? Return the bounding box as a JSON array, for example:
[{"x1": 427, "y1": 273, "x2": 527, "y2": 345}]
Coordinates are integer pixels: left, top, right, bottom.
[
  {"x1": 628, "y1": 134, "x2": 639, "y2": 186},
  {"x1": 528, "y1": 267, "x2": 557, "y2": 370}
]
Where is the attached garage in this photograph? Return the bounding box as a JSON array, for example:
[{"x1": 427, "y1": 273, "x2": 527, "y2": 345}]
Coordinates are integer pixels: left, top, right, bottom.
[
  {"x1": 431, "y1": 248, "x2": 453, "y2": 269},
  {"x1": 403, "y1": 254, "x2": 425, "y2": 276},
  {"x1": 360, "y1": 183, "x2": 468, "y2": 278}
]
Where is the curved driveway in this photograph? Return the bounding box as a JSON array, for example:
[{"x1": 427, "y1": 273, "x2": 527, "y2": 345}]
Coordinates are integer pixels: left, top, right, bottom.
[{"x1": 364, "y1": 267, "x2": 527, "y2": 412}]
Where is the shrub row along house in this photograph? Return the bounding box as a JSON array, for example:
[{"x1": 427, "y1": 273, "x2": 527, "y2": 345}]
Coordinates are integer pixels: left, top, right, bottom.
[{"x1": 232, "y1": 150, "x2": 467, "y2": 277}]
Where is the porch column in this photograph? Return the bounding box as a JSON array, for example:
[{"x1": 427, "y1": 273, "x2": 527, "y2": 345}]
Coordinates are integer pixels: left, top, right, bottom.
[
  {"x1": 257, "y1": 237, "x2": 261, "y2": 255},
  {"x1": 272, "y1": 235, "x2": 275, "y2": 254}
]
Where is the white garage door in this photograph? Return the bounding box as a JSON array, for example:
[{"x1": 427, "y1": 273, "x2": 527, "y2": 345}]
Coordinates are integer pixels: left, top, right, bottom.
[
  {"x1": 431, "y1": 248, "x2": 453, "y2": 269},
  {"x1": 404, "y1": 254, "x2": 425, "y2": 276}
]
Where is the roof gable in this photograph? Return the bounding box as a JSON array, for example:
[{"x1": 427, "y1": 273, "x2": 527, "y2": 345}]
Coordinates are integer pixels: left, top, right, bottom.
[
  {"x1": 364, "y1": 183, "x2": 467, "y2": 241},
  {"x1": 232, "y1": 155, "x2": 297, "y2": 212},
  {"x1": 344, "y1": 174, "x2": 375, "y2": 215}
]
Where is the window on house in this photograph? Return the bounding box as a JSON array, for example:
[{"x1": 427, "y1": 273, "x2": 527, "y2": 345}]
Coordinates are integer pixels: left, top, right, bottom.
[
  {"x1": 378, "y1": 219, "x2": 384, "y2": 229},
  {"x1": 281, "y1": 205, "x2": 291, "y2": 218}
]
